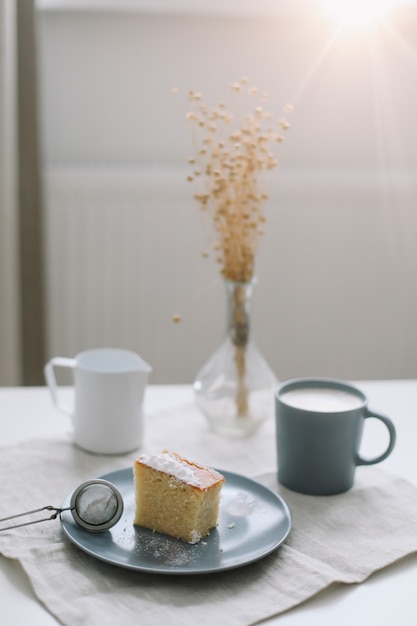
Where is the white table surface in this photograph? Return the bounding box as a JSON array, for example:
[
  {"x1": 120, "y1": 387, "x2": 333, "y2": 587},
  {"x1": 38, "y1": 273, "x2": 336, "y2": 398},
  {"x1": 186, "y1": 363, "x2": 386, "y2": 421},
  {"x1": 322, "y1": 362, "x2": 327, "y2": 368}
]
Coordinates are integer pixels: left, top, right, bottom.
[{"x1": 1, "y1": 381, "x2": 417, "y2": 625}]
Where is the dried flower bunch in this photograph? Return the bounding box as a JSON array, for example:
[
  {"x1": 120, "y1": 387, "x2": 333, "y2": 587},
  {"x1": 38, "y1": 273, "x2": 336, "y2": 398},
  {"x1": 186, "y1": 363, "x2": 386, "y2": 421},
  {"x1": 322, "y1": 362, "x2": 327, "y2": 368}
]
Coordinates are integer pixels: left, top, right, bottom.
[{"x1": 186, "y1": 77, "x2": 292, "y2": 283}]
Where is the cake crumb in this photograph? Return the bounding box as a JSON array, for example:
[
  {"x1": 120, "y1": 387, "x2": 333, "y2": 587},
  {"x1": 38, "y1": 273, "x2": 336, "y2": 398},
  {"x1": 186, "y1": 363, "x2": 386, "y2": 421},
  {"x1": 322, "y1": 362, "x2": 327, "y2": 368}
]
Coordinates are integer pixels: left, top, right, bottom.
[
  {"x1": 228, "y1": 521, "x2": 236, "y2": 529},
  {"x1": 189, "y1": 530, "x2": 201, "y2": 544}
]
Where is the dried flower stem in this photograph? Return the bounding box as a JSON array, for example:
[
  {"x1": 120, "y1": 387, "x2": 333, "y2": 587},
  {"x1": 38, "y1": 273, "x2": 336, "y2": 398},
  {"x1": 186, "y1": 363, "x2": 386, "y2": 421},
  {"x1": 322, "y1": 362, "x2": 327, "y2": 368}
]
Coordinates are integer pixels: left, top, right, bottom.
[{"x1": 229, "y1": 282, "x2": 250, "y2": 416}]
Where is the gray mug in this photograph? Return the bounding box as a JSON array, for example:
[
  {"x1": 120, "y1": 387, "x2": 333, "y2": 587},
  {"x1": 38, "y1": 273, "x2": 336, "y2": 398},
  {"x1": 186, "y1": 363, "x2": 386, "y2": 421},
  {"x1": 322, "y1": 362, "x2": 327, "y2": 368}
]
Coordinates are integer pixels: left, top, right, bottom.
[{"x1": 275, "y1": 378, "x2": 396, "y2": 495}]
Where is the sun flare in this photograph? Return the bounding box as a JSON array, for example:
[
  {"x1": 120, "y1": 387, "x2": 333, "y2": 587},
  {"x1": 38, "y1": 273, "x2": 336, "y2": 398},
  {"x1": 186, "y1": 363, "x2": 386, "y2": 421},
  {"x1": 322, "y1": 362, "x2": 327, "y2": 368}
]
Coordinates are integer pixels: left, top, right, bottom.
[{"x1": 323, "y1": 0, "x2": 397, "y2": 29}]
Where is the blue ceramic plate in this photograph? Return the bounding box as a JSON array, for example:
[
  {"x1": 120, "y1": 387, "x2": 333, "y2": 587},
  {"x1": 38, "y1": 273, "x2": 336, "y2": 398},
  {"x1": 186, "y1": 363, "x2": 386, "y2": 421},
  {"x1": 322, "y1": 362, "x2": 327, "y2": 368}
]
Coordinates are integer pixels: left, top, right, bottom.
[{"x1": 60, "y1": 467, "x2": 291, "y2": 575}]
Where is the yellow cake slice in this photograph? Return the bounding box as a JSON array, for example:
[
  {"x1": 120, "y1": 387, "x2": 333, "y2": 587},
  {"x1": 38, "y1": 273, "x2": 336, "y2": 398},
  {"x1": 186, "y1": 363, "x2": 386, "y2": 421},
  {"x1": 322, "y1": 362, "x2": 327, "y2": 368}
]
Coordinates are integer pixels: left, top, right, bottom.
[{"x1": 133, "y1": 450, "x2": 225, "y2": 544}]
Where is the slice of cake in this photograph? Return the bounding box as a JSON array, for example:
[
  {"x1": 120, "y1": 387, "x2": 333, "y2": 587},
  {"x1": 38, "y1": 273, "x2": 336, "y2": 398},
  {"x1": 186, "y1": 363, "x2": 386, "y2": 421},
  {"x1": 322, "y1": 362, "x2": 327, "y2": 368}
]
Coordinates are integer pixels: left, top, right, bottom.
[{"x1": 133, "y1": 450, "x2": 225, "y2": 544}]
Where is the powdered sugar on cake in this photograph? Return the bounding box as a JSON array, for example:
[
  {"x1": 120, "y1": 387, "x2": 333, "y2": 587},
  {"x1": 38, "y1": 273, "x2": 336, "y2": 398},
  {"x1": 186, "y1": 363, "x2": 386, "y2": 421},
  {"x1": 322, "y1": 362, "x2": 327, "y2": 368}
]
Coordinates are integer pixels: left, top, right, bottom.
[{"x1": 139, "y1": 452, "x2": 203, "y2": 487}]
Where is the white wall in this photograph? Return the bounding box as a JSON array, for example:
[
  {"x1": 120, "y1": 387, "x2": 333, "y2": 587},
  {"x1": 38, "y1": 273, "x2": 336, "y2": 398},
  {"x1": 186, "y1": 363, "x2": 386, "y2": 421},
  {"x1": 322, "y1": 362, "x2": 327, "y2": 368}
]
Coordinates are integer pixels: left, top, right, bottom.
[
  {"x1": 36, "y1": 3, "x2": 417, "y2": 382},
  {"x1": 37, "y1": 5, "x2": 417, "y2": 169}
]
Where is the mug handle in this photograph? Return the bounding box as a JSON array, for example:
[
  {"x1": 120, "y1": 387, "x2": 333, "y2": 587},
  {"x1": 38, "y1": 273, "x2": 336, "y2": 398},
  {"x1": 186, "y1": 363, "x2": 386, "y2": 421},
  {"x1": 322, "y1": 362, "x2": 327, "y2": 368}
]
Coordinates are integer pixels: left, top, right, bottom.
[
  {"x1": 356, "y1": 408, "x2": 396, "y2": 466},
  {"x1": 44, "y1": 357, "x2": 76, "y2": 417}
]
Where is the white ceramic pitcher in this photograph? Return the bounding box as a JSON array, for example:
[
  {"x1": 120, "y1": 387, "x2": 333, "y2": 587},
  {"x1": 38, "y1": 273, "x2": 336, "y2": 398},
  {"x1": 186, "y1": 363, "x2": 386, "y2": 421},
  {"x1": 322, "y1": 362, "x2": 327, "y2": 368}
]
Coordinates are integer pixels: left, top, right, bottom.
[{"x1": 44, "y1": 348, "x2": 152, "y2": 454}]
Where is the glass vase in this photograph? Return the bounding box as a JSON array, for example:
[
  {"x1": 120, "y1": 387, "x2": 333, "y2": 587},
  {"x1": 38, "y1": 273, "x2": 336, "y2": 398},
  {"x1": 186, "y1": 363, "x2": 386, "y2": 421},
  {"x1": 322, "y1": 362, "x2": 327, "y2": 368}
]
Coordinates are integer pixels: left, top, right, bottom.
[{"x1": 193, "y1": 279, "x2": 278, "y2": 437}]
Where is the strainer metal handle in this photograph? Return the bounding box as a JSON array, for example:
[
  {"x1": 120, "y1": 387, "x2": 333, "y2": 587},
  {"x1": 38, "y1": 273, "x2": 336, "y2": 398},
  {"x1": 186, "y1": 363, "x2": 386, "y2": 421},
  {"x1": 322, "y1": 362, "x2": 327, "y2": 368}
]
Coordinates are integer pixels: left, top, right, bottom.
[{"x1": 0, "y1": 505, "x2": 72, "y2": 532}]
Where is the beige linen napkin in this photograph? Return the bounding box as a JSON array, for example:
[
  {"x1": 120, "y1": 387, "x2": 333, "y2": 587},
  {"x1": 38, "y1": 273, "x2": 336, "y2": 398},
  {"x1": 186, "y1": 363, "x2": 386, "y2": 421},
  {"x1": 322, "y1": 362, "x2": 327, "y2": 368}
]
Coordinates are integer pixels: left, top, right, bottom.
[{"x1": 1, "y1": 437, "x2": 417, "y2": 626}]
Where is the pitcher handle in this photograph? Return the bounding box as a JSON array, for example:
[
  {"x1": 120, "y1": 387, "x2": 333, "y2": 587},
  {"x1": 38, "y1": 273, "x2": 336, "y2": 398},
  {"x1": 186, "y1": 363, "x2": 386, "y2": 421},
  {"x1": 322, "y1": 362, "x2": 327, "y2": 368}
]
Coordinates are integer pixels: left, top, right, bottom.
[{"x1": 44, "y1": 357, "x2": 76, "y2": 417}]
